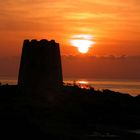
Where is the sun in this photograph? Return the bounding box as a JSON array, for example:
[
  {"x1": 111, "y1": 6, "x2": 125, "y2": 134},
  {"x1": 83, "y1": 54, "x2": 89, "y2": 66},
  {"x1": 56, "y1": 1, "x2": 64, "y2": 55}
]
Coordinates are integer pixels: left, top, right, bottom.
[
  {"x1": 78, "y1": 46, "x2": 89, "y2": 54},
  {"x1": 70, "y1": 34, "x2": 95, "y2": 54},
  {"x1": 70, "y1": 39, "x2": 93, "y2": 53}
]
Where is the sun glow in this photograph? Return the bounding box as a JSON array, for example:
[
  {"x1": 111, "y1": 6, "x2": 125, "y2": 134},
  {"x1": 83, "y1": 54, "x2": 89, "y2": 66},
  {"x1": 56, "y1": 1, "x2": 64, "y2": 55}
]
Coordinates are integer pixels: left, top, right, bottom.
[{"x1": 70, "y1": 34, "x2": 95, "y2": 54}]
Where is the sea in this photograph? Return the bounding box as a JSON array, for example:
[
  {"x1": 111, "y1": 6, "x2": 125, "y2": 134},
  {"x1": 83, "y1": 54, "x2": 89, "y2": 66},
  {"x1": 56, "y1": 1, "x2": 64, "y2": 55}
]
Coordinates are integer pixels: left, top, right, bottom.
[{"x1": 0, "y1": 77, "x2": 140, "y2": 96}]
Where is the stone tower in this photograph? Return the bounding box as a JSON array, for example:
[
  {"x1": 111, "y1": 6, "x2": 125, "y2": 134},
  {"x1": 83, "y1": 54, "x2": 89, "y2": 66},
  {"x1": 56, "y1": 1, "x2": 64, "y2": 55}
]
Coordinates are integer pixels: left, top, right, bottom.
[{"x1": 18, "y1": 39, "x2": 63, "y2": 91}]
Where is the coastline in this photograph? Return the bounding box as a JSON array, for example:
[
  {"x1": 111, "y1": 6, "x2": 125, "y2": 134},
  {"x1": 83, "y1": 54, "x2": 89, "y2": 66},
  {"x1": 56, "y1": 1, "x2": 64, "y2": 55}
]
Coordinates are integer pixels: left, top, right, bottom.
[{"x1": 0, "y1": 77, "x2": 140, "y2": 96}]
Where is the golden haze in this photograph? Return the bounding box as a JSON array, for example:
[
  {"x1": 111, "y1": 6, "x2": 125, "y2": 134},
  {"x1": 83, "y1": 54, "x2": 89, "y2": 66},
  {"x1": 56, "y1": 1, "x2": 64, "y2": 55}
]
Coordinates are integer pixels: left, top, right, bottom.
[{"x1": 0, "y1": 0, "x2": 140, "y2": 56}]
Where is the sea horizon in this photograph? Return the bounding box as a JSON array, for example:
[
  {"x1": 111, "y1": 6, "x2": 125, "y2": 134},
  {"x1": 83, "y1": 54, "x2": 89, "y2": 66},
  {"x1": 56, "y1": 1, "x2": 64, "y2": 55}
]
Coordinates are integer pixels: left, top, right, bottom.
[{"x1": 0, "y1": 76, "x2": 140, "y2": 96}]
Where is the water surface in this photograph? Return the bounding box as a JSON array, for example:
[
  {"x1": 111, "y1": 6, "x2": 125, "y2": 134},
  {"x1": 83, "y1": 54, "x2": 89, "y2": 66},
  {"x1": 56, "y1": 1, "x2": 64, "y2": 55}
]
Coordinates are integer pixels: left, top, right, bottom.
[{"x1": 0, "y1": 77, "x2": 140, "y2": 96}]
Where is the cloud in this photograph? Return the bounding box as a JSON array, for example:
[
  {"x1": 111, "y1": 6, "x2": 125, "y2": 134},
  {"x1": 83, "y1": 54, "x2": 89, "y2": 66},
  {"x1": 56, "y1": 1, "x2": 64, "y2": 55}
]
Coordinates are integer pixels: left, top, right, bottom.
[
  {"x1": 61, "y1": 55, "x2": 140, "y2": 79},
  {"x1": 0, "y1": 55, "x2": 140, "y2": 79}
]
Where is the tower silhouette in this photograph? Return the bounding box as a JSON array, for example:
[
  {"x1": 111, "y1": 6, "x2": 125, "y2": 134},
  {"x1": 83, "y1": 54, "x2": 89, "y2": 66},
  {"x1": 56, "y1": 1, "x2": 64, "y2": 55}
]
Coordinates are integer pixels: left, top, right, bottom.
[{"x1": 18, "y1": 39, "x2": 63, "y2": 91}]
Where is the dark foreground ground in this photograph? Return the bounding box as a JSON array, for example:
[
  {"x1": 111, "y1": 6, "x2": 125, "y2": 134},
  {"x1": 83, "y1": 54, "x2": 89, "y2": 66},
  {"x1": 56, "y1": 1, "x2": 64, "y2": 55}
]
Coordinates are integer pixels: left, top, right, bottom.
[{"x1": 0, "y1": 85, "x2": 140, "y2": 139}]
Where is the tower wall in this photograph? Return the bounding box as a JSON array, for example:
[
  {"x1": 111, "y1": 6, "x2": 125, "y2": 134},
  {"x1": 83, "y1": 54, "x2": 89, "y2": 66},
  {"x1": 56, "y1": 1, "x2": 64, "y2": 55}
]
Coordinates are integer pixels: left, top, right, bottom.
[{"x1": 18, "y1": 39, "x2": 63, "y2": 90}]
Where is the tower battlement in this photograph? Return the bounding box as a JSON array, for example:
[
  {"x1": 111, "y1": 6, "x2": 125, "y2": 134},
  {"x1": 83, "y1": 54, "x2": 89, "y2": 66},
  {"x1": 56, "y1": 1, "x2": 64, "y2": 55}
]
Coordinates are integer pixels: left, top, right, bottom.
[{"x1": 18, "y1": 39, "x2": 63, "y2": 90}]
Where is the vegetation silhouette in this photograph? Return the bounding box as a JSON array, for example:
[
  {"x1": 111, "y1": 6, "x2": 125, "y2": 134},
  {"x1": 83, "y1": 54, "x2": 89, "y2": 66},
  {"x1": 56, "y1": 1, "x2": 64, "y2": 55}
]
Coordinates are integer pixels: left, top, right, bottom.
[
  {"x1": 1, "y1": 84, "x2": 140, "y2": 139},
  {"x1": 0, "y1": 39, "x2": 140, "y2": 139}
]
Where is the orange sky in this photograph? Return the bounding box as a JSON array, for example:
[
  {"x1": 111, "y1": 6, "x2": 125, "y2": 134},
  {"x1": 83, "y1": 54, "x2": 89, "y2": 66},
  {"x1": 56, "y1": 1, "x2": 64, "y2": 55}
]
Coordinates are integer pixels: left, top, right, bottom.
[{"x1": 0, "y1": 0, "x2": 140, "y2": 57}]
